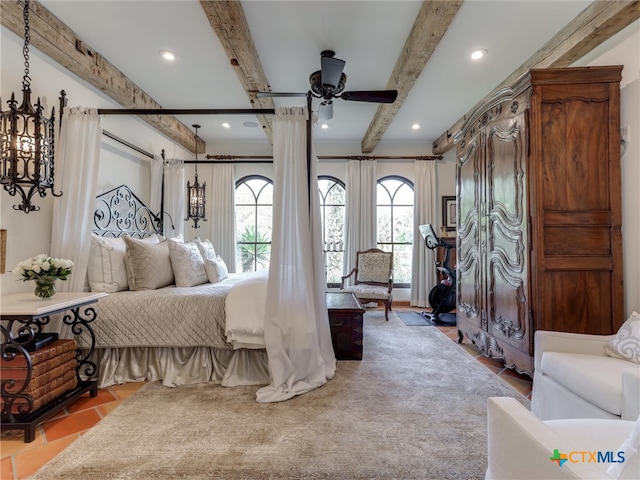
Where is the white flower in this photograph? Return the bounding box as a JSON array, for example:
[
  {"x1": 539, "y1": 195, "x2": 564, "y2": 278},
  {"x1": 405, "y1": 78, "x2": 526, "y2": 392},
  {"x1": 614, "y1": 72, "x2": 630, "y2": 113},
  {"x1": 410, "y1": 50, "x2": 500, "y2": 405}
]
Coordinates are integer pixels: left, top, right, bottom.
[{"x1": 12, "y1": 254, "x2": 73, "y2": 282}]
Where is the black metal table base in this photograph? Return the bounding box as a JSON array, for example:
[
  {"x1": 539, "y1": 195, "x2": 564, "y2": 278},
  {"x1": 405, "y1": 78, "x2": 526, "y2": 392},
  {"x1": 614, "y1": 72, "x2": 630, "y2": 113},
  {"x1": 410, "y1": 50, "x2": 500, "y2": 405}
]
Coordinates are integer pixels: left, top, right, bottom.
[
  {"x1": 1, "y1": 296, "x2": 100, "y2": 443},
  {"x1": 1, "y1": 380, "x2": 98, "y2": 442}
]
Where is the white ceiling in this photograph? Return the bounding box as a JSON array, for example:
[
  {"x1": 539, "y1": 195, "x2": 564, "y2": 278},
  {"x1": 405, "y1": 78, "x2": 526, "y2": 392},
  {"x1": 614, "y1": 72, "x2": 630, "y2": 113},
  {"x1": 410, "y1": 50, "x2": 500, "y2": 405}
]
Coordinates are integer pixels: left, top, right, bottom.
[{"x1": 38, "y1": 0, "x2": 595, "y2": 151}]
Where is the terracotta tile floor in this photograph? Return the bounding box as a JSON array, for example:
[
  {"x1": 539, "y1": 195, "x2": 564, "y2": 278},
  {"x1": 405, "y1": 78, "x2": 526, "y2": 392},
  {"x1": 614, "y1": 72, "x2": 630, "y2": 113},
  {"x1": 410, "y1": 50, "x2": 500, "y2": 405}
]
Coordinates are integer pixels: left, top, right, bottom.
[{"x1": 1, "y1": 308, "x2": 532, "y2": 480}]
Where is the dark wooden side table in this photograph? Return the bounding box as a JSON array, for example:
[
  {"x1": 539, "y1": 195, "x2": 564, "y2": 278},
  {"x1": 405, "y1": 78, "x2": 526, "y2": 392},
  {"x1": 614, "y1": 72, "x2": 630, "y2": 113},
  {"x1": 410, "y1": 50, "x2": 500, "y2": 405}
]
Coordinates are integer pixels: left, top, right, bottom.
[
  {"x1": 1, "y1": 292, "x2": 106, "y2": 442},
  {"x1": 326, "y1": 292, "x2": 365, "y2": 360}
]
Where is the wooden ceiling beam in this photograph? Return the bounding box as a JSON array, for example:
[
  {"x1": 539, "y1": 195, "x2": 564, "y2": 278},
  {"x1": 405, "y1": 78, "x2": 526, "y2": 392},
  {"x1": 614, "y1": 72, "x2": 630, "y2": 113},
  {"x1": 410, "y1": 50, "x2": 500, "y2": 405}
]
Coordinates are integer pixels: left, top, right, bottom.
[
  {"x1": 360, "y1": 0, "x2": 464, "y2": 154},
  {"x1": 0, "y1": 0, "x2": 203, "y2": 153},
  {"x1": 199, "y1": 0, "x2": 274, "y2": 144},
  {"x1": 433, "y1": 0, "x2": 640, "y2": 155}
]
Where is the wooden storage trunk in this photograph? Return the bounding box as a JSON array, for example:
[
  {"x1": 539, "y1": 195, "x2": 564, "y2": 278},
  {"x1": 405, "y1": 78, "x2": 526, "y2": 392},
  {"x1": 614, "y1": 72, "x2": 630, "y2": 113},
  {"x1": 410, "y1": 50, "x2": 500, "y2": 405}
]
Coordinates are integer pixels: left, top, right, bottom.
[{"x1": 327, "y1": 292, "x2": 365, "y2": 360}]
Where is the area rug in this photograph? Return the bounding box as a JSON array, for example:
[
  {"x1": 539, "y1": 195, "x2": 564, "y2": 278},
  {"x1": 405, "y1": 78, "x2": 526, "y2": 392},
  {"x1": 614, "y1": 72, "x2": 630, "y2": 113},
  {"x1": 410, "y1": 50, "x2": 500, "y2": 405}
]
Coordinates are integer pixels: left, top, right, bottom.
[
  {"x1": 397, "y1": 310, "x2": 457, "y2": 326},
  {"x1": 32, "y1": 311, "x2": 529, "y2": 480}
]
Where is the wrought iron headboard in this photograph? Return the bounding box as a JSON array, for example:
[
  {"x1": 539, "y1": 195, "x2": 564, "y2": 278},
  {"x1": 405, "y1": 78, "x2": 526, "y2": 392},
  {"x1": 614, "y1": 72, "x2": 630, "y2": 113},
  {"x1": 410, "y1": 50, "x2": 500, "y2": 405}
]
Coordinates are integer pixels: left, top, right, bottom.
[{"x1": 93, "y1": 185, "x2": 162, "y2": 238}]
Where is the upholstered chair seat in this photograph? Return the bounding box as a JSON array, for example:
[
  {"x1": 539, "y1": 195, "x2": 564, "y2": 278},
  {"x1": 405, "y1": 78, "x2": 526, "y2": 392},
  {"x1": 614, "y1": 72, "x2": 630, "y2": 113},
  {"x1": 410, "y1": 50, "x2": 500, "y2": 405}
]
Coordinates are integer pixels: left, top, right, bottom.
[
  {"x1": 341, "y1": 248, "x2": 393, "y2": 321},
  {"x1": 486, "y1": 397, "x2": 640, "y2": 480},
  {"x1": 531, "y1": 321, "x2": 640, "y2": 422}
]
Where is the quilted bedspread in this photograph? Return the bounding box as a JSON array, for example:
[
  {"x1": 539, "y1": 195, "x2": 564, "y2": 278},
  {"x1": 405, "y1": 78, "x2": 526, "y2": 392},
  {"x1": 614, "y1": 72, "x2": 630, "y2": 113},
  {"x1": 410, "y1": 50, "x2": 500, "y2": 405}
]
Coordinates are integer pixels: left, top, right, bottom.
[{"x1": 81, "y1": 274, "x2": 251, "y2": 349}]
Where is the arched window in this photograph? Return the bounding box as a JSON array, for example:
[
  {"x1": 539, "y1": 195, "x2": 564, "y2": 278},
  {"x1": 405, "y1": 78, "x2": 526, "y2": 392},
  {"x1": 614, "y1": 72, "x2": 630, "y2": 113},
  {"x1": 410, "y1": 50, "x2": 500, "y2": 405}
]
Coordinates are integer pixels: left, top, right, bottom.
[
  {"x1": 318, "y1": 176, "x2": 346, "y2": 287},
  {"x1": 377, "y1": 176, "x2": 414, "y2": 287},
  {"x1": 235, "y1": 175, "x2": 273, "y2": 272}
]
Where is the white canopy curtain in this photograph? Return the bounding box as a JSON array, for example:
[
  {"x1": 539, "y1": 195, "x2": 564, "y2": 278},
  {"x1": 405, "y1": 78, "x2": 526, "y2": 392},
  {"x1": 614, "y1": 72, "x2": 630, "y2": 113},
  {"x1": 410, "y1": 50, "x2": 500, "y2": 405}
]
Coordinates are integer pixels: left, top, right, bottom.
[
  {"x1": 256, "y1": 106, "x2": 336, "y2": 403},
  {"x1": 50, "y1": 107, "x2": 102, "y2": 336},
  {"x1": 149, "y1": 154, "x2": 163, "y2": 216},
  {"x1": 210, "y1": 163, "x2": 237, "y2": 272},
  {"x1": 51, "y1": 107, "x2": 102, "y2": 293},
  {"x1": 410, "y1": 159, "x2": 438, "y2": 307},
  {"x1": 343, "y1": 159, "x2": 377, "y2": 283},
  {"x1": 164, "y1": 159, "x2": 185, "y2": 239}
]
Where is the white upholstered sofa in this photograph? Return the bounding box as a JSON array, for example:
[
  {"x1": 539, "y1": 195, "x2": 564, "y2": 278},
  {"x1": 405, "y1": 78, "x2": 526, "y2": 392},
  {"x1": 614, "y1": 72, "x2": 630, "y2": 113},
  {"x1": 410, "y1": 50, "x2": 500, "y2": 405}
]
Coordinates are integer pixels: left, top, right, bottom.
[
  {"x1": 531, "y1": 326, "x2": 640, "y2": 422},
  {"x1": 486, "y1": 397, "x2": 639, "y2": 480}
]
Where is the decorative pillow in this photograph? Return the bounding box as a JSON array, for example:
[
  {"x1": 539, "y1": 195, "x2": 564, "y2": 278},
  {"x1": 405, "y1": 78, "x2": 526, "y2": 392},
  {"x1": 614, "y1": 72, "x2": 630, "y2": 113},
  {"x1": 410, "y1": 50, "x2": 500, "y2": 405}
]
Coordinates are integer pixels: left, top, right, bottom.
[
  {"x1": 87, "y1": 233, "x2": 158, "y2": 292},
  {"x1": 156, "y1": 234, "x2": 183, "y2": 243},
  {"x1": 195, "y1": 237, "x2": 216, "y2": 261},
  {"x1": 123, "y1": 236, "x2": 174, "y2": 290},
  {"x1": 204, "y1": 256, "x2": 228, "y2": 283},
  {"x1": 168, "y1": 239, "x2": 208, "y2": 287},
  {"x1": 604, "y1": 311, "x2": 640, "y2": 364}
]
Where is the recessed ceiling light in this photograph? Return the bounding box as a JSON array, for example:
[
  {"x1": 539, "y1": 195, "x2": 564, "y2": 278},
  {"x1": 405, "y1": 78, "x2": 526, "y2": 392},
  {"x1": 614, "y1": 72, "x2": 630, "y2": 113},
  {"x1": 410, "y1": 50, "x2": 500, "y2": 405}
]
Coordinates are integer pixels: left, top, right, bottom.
[
  {"x1": 242, "y1": 121, "x2": 259, "y2": 128},
  {"x1": 412, "y1": 123, "x2": 421, "y2": 130},
  {"x1": 470, "y1": 49, "x2": 488, "y2": 61},
  {"x1": 221, "y1": 122, "x2": 230, "y2": 129},
  {"x1": 321, "y1": 123, "x2": 329, "y2": 130},
  {"x1": 159, "y1": 50, "x2": 176, "y2": 61}
]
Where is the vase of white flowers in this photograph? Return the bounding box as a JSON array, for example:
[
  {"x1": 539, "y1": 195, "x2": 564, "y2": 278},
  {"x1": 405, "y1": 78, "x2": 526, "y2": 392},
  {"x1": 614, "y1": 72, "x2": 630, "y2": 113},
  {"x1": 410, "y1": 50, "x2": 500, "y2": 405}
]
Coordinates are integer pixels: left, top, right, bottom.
[{"x1": 12, "y1": 254, "x2": 74, "y2": 299}]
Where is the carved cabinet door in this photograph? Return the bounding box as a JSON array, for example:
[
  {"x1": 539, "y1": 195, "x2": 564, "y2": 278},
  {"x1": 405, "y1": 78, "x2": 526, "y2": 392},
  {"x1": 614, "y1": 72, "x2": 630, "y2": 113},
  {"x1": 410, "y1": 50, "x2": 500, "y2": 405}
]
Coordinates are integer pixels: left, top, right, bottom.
[
  {"x1": 456, "y1": 130, "x2": 484, "y2": 331},
  {"x1": 457, "y1": 111, "x2": 530, "y2": 357},
  {"x1": 484, "y1": 114, "x2": 530, "y2": 354}
]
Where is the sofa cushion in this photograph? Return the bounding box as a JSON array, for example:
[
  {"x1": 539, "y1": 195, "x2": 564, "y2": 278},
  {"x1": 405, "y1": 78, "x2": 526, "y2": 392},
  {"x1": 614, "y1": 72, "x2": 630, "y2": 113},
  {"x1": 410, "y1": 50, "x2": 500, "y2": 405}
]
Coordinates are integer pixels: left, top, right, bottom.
[
  {"x1": 540, "y1": 352, "x2": 633, "y2": 416},
  {"x1": 544, "y1": 418, "x2": 638, "y2": 480}
]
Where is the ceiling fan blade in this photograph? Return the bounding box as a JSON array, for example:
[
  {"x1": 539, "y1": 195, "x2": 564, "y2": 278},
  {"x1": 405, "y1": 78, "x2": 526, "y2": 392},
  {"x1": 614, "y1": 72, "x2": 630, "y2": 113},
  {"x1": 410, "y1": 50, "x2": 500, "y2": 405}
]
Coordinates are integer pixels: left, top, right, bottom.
[
  {"x1": 321, "y1": 55, "x2": 345, "y2": 89},
  {"x1": 318, "y1": 101, "x2": 333, "y2": 121},
  {"x1": 255, "y1": 92, "x2": 306, "y2": 98},
  {"x1": 340, "y1": 90, "x2": 398, "y2": 103}
]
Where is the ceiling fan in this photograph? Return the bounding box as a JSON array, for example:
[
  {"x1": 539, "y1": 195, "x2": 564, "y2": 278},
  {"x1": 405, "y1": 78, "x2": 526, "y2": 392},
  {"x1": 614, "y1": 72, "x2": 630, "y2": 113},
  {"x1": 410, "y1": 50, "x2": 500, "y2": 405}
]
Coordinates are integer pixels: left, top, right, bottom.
[{"x1": 256, "y1": 50, "x2": 398, "y2": 121}]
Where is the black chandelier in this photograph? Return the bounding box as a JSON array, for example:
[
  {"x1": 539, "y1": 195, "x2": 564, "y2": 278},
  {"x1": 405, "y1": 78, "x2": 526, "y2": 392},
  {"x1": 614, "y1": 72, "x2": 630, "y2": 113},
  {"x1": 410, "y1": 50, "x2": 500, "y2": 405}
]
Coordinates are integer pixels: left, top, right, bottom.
[
  {"x1": 185, "y1": 124, "x2": 207, "y2": 229},
  {"x1": 1, "y1": 0, "x2": 62, "y2": 213}
]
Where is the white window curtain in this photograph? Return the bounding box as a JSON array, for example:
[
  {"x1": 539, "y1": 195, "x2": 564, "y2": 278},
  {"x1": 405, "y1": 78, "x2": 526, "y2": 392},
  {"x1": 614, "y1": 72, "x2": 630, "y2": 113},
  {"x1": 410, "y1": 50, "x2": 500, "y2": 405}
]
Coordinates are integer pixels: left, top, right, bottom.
[
  {"x1": 50, "y1": 107, "x2": 102, "y2": 293},
  {"x1": 410, "y1": 160, "x2": 438, "y2": 307},
  {"x1": 256, "y1": 107, "x2": 336, "y2": 403},
  {"x1": 161, "y1": 158, "x2": 185, "y2": 239},
  {"x1": 149, "y1": 154, "x2": 163, "y2": 215},
  {"x1": 343, "y1": 159, "x2": 377, "y2": 281},
  {"x1": 210, "y1": 163, "x2": 237, "y2": 272}
]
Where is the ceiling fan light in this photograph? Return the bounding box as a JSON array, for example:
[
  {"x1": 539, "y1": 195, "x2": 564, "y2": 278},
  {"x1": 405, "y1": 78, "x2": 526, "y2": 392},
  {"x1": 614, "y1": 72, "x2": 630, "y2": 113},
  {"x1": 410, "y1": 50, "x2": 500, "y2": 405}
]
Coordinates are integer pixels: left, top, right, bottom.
[{"x1": 470, "y1": 49, "x2": 488, "y2": 61}]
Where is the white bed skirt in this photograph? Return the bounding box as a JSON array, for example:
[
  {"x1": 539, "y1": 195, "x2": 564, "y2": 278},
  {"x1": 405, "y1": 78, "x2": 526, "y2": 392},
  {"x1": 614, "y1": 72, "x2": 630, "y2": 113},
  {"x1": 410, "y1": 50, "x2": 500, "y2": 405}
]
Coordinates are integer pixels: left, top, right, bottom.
[{"x1": 90, "y1": 347, "x2": 270, "y2": 389}]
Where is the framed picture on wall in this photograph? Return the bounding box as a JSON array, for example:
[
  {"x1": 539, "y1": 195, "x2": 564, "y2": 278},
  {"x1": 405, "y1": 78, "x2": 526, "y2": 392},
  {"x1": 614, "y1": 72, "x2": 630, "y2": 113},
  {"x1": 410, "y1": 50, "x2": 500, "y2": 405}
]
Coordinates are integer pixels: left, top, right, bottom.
[{"x1": 442, "y1": 196, "x2": 456, "y2": 231}]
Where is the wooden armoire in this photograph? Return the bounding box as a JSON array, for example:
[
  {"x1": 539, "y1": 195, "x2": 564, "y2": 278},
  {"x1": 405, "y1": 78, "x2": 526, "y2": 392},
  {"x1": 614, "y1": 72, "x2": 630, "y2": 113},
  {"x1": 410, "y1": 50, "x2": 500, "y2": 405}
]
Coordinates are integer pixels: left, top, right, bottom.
[{"x1": 455, "y1": 66, "x2": 624, "y2": 376}]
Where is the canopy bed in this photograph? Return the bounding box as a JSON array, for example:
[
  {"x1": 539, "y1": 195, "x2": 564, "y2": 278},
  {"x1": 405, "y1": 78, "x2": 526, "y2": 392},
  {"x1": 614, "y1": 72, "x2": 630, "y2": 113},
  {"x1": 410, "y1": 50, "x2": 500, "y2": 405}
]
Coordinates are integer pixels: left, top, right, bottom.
[{"x1": 46, "y1": 95, "x2": 337, "y2": 403}]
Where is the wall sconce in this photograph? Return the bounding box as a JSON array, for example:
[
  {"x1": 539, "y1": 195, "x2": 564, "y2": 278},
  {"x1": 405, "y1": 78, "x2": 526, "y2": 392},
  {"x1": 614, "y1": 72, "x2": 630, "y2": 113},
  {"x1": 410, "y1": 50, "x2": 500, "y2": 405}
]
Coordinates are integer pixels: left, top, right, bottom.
[
  {"x1": 0, "y1": 0, "x2": 63, "y2": 213},
  {"x1": 185, "y1": 124, "x2": 207, "y2": 229}
]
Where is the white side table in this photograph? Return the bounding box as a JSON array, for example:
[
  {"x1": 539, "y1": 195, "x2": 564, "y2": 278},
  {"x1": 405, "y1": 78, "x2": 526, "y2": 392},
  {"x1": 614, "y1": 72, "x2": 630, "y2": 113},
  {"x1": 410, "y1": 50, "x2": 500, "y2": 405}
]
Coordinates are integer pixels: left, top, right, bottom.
[{"x1": 1, "y1": 291, "x2": 107, "y2": 442}]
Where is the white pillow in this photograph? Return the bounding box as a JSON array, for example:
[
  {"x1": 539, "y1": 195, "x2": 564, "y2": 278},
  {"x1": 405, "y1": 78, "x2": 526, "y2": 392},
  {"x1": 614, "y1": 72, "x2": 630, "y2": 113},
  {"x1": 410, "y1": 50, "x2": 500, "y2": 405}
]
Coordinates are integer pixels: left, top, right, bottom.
[
  {"x1": 168, "y1": 239, "x2": 208, "y2": 287},
  {"x1": 123, "y1": 236, "x2": 174, "y2": 290},
  {"x1": 604, "y1": 311, "x2": 640, "y2": 364},
  {"x1": 195, "y1": 237, "x2": 216, "y2": 261},
  {"x1": 87, "y1": 233, "x2": 158, "y2": 292},
  {"x1": 204, "y1": 256, "x2": 228, "y2": 283}
]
